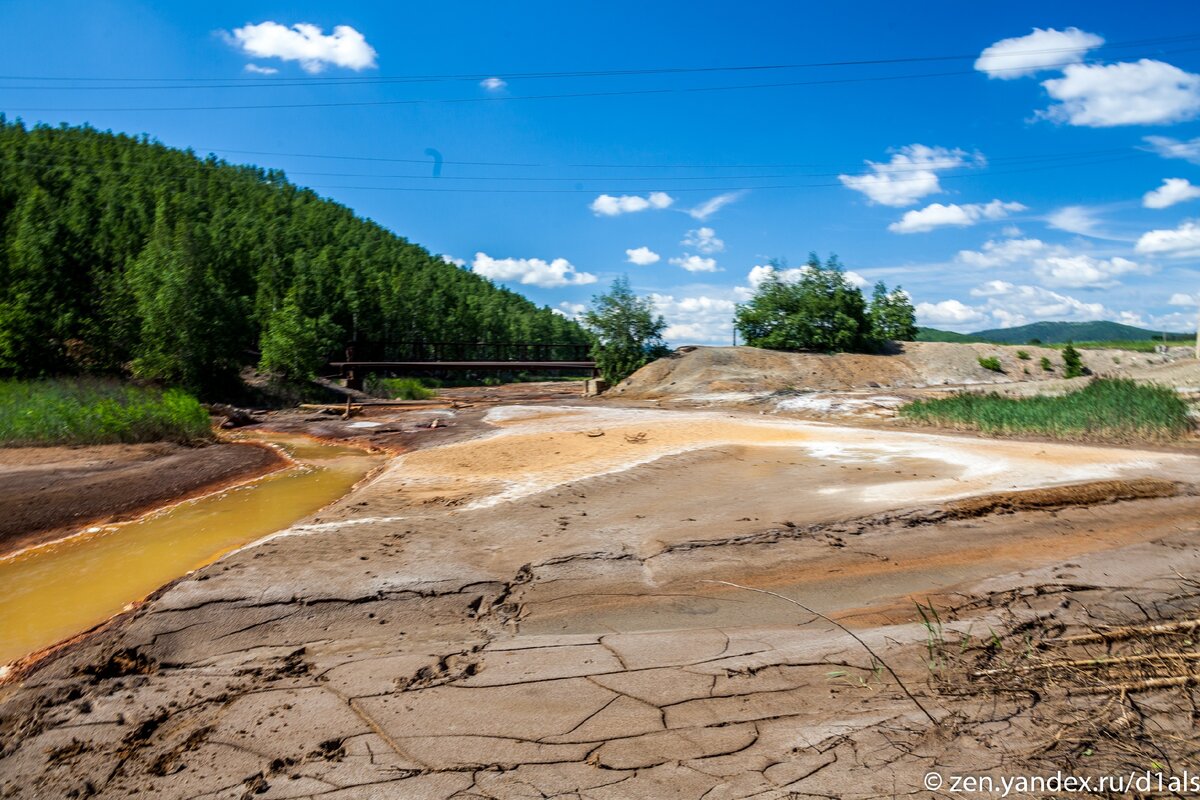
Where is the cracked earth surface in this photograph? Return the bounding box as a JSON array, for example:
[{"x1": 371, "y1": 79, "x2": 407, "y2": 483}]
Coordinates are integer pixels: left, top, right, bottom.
[{"x1": 2, "y1": 404, "x2": 1199, "y2": 799}]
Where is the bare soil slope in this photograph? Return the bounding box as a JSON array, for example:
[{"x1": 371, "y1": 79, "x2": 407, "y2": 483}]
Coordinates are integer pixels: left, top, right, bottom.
[{"x1": 608, "y1": 343, "x2": 1180, "y2": 400}]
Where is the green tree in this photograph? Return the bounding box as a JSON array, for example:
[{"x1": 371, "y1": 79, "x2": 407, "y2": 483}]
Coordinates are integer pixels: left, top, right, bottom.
[
  {"x1": 126, "y1": 213, "x2": 240, "y2": 392},
  {"x1": 0, "y1": 185, "x2": 66, "y2": 373},
  {"x1": 1062, "y1": 343, "x2": 1085, "y2": 378},
  {"x1": 582, "y1": 276, "x2": 669, "y2": 383},
  {"x1": 867, "y1": 281, "x2": 918, "y2": 343},
  {"x1": 734, "y1": 254, "x2": 870, "y2": 352},
  {"x1": 259, "y1": 291, "x2": 341, "y2": 380}
]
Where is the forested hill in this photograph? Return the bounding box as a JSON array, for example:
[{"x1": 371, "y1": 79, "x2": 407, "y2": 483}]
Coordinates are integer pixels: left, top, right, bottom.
[{"x1": 0, "y1": 118, "x2": 587, "y2": 394}]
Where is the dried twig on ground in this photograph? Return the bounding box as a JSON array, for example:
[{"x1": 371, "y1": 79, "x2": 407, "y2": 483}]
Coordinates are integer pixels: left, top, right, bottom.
[
  {"x1": 702, "y1": 579, "x2": 940, "y2": 727},
  {"x1": 1046, "y1": 618, "x2": 1200, "y2": 646}
]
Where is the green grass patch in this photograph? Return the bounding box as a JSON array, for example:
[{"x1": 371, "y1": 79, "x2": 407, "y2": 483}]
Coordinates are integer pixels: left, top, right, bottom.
[
  {"x1": 364, "y1": 376, "x2": 436, "y2": 400},
  {"x1": 899, "y1": 378, "x2": 1192, "y2": 443},
  {"x1": 1046, "y1": 338, "x2": 1191, "y2": 352},
  {"x1": 978, "y1": 356, "x2": 1004, "y2": 373},
  {"x1": 0, "y1": 379, "x2": 211, "y2": 446}
]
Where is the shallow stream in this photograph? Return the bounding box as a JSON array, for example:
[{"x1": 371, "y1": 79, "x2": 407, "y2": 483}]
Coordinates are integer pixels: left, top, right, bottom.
[{"x1": 0, "y1": 434, "x2": 382, "y2": 665}]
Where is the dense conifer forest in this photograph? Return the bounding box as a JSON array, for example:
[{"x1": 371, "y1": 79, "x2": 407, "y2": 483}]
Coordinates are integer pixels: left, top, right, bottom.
[{"x1": 0, "y1": 118, "x2": 587, "y2": 394}]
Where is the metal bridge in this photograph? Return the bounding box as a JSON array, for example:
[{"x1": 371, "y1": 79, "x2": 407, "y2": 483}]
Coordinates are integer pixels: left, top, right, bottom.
[{"x1": 328, "y1": 341, "x2": 597, "y2": 389}]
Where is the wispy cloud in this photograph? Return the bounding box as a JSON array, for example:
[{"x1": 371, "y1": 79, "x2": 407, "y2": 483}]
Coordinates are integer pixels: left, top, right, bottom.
[{"x1": 687, "y1": 191, "x2": 745, "y2": 220}]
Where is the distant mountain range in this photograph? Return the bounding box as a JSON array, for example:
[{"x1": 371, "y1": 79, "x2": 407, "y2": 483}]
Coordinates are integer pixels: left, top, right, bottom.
[{"x1": 917, "y1": 321, "x2": 1194, "y2": 345}]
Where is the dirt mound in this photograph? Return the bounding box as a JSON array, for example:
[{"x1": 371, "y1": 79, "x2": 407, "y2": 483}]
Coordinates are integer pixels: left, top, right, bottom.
[
  {"x1": 608, "y1": 343, "x2": 1178, "y2": 400},
  {"x1": 940, "y1": 478, "x2": 1187, "y2": 518}
]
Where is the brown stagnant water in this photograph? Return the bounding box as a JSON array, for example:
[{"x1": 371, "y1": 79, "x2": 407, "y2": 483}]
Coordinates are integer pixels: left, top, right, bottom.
[{"x1": 0, "y1": 433, "x2": 383, "y2": 666}]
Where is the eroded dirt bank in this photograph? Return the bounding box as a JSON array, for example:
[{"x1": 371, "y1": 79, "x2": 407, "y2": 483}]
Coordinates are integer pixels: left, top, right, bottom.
[
  {"x1": 0, "y1": 441, "x2": 287, "y2": 557},
  {"x1": 1, "y1": 403, "x2": 1198, "y2": 799}
]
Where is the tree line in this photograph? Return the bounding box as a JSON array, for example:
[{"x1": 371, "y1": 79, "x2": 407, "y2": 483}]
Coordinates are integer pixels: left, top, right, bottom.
[
  {"x1": 0, "y1": 118, "x2": 587, "y2": 395},
  {"x1": 581, "y1": 256, "x2": 917, "y2": 385}
]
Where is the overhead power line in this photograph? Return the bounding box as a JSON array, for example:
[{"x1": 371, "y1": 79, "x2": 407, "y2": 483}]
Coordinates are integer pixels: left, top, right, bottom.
[
  {"x1": 0, "y1": 150, "x2": 1150, "y2": 193},
  {"x1": 2, "y1": 31, "x2": 1198, "y2": 86},
  {"x1": 0, "y1": 146, "x2": 1145, "y2": 182},
  {"x1": 4, "y1": 44, "x2": 1199, "y2": 113}
]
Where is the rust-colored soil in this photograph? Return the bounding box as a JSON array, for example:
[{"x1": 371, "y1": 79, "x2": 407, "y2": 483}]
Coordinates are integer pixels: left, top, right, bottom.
[
  {"x1": 2, "y1": 401, "x2": 1199, "y2": 799},
  {"x1": 0, "y1": 440, "x2": 286, "y2": 557}
]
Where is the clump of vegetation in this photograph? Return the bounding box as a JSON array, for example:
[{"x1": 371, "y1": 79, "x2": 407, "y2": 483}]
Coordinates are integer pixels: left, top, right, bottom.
[
  {"x1": 0, "y1": 379, "x2": 211, "y2": 446},
  {"x1": 978, "y1": 356, "x2": 1004, "y2": 373},
  {"x1": 734, "y1": 254, "x2": 916, "y2": 353},
  {"x1": 1016, "y1": 350, "x2": 1031, "y2": 360},
  {"x1": 1040, "y1": 356, "x2": 1054, "y2": 372},
  {"x1": 582, "y1": 276, "x2": 670, "y2": 384},
  {"x1": 900, "y1": 379, "x2": 1191, "y2": 442},
  {"x1": 364, "y1": 376, "x2": 435, "y2": 400},
  {"x1": 1062, "y1": 343, "x2": 1085, "y2": 379}
]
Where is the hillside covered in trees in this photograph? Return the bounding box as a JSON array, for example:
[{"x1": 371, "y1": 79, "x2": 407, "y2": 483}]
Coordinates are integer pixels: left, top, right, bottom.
[{"x1": 0, "y1": 118, "x2": 587, "y2": 394}]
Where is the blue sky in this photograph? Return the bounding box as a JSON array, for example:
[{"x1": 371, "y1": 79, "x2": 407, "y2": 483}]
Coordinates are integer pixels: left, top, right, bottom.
[{"x1": 2, "y1": 0, "x2": 1200, "y2": 343}]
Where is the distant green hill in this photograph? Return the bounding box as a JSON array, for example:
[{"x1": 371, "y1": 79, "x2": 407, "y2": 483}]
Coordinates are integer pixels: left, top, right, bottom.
[
  {"x1": 918, "y1": 321, "x2": 1192, "y2": 346},
  {"x1": 915, "y1": 327, "x2": 985, "y2": 343},
  {"x1": 971, "y1": 321, "x2": 1189, "y2": 344}
]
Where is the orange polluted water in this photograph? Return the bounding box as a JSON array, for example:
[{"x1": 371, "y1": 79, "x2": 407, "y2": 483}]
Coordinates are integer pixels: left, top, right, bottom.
[{"x1": 0, "y1": 434, "x2": 383, "y2": 666}]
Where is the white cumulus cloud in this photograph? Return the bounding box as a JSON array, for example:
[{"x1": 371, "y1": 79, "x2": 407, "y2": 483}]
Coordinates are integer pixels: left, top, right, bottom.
[
  {"x1": 1169, "y1": 292, "x2": 1198, "y2": 306},
  {"x1": 1032, "y1": 254, "x2": 1151, "y2": 289},
  {"x1": 669, "y1": 254, "x2": 720, "y2": 273},
  {"x1": 480, "y1": 77, "x2": 507, "y2": 91},
  {"x1": 975, "y1": 27, "x2": 1104, "y2": 80},
  {"x1": 1135, "y1": 220, "x2": 1200, "y2": 258},
  {"x1": 1144, "y1": 178, "x2": 1200, "y2": 209},
  {"x1": 590, "y1": 192, "x2": 674, "y2": 216},
  {"x1": 651, "y1": 294, "x2": 737, "y2": 344},
  {"x1": 681, "y1": 227, "x2": 724, "y2": 254},
  {"x1": 440, "y1": 254, "x2": 466, "y2": 267},
  {"x1": 916, "y1": 299, "x2": 989, "y2": 327},
  {"x1": 1040, "y1": 59, "x2": 1200, "y2": 127},
  {"x1": 888, "y1": 200, "x2": 1026, "y2": 234},
  {"x1": 957, "y1": 237, "x2": 1051, "y2": 268},
  {"x1": 228, "y1": 22, "x2": 378, "y2": 73},
  {"x1": 625, "y1": 246, "x2": 661, "y2": 265},
  {"x1": 958, "y1": 237, "x2": 1151, "y2": 288},
  {"x1": 687, "y1": 192, "x2": 744, "y2": 220},
  {"x1": 244, "y1": 64, "x2": 279, "y2": 75},
  {"x1": 839, "y1": 145, "x2": 977, "y2": 207},
  {"x1": 471, "y1": 252, "x2": 597, "y2": 288}
]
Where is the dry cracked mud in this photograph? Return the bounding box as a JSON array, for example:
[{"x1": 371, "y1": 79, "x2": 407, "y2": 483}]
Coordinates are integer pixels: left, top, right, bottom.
[{"x1": 2, "y1": 404, "x2": 1199, "y2": 799}]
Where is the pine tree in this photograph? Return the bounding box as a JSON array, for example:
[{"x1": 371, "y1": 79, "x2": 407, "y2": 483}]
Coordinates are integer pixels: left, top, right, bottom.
[{"x1": 1062, "y1": 343, "x2": 1085, "y2": 379}]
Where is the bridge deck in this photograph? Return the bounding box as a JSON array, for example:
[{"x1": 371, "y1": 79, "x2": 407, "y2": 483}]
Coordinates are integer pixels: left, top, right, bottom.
[{"x1": 330, "y1": 360, "x2": 596, "y2": 370}]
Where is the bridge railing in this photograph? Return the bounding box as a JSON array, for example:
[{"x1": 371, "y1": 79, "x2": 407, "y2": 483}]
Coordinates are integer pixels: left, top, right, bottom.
[{"x1": 336, "y1": 341, "x2": 593, "y2": 363}]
